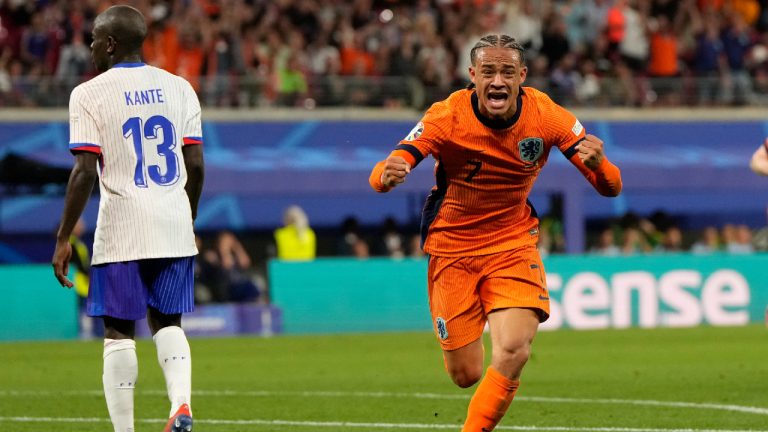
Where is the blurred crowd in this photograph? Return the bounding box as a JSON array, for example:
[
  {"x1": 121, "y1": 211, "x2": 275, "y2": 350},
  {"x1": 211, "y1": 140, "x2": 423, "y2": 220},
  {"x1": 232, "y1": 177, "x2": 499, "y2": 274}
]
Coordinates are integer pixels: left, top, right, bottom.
[
  {"x1": 541, "y1": 210, "x2": 768, "y2": 256},
  {"x1": 4, "y1": 0, "x2": 768, "y2": 108}
]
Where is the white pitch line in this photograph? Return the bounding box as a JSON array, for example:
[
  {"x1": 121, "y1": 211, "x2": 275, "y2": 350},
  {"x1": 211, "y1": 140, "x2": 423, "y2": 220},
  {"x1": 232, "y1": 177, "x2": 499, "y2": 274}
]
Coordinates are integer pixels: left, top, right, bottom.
[
  {"x1": 0, "y1": 416, "x2": 767, "y2": 432},
  {"x1": 518, "y1": 396, "x2": 768, "y2": 416},
  {"x1": 4, "y1": 389, "x2": 765, "y2": 417}
]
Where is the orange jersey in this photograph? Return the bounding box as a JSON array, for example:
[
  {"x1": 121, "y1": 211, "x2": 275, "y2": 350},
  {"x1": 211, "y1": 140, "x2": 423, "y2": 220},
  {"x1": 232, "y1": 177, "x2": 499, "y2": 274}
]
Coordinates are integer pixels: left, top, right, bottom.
[{"x1": 370, "y1": 87, "x2": 622, "y2": 257}]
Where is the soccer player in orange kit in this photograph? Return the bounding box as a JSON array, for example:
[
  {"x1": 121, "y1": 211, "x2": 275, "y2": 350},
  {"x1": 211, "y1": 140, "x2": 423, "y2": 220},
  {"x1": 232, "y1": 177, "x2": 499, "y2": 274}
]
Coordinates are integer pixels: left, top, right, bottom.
[{"x1": 369, "y1": 35, "x2": 622, "y2": 431}]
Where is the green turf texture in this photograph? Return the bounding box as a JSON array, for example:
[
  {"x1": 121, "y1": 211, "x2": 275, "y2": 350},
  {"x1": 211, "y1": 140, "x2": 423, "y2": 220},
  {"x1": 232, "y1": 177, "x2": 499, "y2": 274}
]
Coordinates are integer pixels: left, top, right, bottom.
[{"x1": 0, "y1": 325, "x2": 766, "y2": 431}]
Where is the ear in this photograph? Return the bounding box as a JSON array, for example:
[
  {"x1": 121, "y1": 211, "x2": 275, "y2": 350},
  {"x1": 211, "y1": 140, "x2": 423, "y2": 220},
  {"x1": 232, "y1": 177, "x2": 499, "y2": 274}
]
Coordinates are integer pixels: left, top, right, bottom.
[
  {"x1": 519, "y1": 66, "x2": 528, "y2": 85},
  {"x1": 107, "y1": 35, "x2": 117, "y2": 55},
  {"x1": 468, "y1": 66, "x2": 476, "y2": 85}
]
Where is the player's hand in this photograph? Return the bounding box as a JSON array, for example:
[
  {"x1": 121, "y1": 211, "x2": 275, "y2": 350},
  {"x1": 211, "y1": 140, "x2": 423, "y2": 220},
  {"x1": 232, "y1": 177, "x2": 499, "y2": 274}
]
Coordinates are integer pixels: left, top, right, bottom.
[
  {"x1": 381, "y1": 155, "x2": 411, "y2": 188},
  {"x1": 52, "y1": 240, "x2": 74, "y2": 288},
  {"x1": 578, "y1": 134, "x2": 605, "y2": 170}
]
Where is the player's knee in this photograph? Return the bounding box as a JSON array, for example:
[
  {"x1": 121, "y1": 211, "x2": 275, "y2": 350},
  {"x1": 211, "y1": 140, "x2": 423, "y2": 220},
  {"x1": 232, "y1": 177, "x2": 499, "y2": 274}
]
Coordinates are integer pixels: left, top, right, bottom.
[
  {"x1": 449, "y1": 365, "x2": 483, "y2": 388},
  {"x1": 494, "y1": 341, "x2": 532, "y2": 372}
]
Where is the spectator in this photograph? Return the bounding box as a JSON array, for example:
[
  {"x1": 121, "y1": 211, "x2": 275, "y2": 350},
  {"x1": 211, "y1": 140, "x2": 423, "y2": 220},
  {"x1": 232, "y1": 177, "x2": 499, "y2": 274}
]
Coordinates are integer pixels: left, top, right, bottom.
[
  {"x1": 143, "y1": 18, "x2": 179, "y2": 75},
  {"x1": 549, "y1": 52, "x2": 580, "y2": 105},
  {"x1": 691, "y1": 225, "x2": 721, "y2": 253},
  {"x1": 376, "y1": 216, "x2": 405, "y2": 258},
  {"x1": 721, "y1": 12, "x2": 755, "y2": 105},
  {"x1": 575, "y1": 59, "x2": 602, "y2": 104},
  {"x1": 204, "y1": 23, "x2": 245, "y2": 106},
  {"x1": 275, "y1": 52, "x2": 308, "y2": 106},
  {"x1": 19, "y1": 12, "x2": 49, "y2": 70},
  {"x1": 657, "y1": 225, "x2": 685, "y2": 252},
  {"x1": 195, "y1": 235, "x2": 230, "y2": 303},
  {"x1": 339, "y1": 26, "x2": 375, "y2": 76},
  {"x1": 408, "y1": 233, "x2": 425, "y2": 258},
  {"x1": 540, "y1": 12, "x2": 571, "y2": 68},
  {"x1": 274, "y1": 205, "x2": 316, "y2": 261},
  {"x1": 176, "y1": 29, "x2": 205, "y2": 93},
  {"x1": 55, "y1": 31, "x2": 91, "y2": 89},
  {"x1": 693, "y1": 12, "x2": 728, "y2": 104},
  {"x1": 726, "y1": 224, "x2": 755, "y2": 253},
  {"x1": 336, "y1": 216, "x2": 366, "y2": 256},
  {"x1": 501, "y1": 0, "x2": 543, "y2": 55},
  {"x1": 590, "y1": 226, "x2": 621, "y2": 256},
  {"x1": 352, "y1": 237, "x2": 371, "y2": 258},
  {"x1": 620, "y1": 227, "x2": 651, "y2": 254},
  {"x1": 216, "y1": 230, "x2": 261, "y2": 302},
  {"x1": 647, "y1": 14, "x2": 682, "y2": 105}
]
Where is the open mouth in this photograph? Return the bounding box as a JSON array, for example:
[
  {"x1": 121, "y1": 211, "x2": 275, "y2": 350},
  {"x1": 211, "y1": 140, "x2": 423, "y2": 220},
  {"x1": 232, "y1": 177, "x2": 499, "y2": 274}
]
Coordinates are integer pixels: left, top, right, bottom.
[{"x1": 487, "y1": 92, "x2": 508, "y2": 109}]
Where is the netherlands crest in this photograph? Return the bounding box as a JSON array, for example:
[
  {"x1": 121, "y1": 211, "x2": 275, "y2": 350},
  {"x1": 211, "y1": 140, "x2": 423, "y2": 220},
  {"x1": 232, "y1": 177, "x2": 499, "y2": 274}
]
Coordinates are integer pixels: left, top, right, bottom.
[
  {"x1": 518, "y1": 137, "x2": 544, "y2": 163},
  {"x1": 435, "y1": 317, "x2": 449, "y2": 340}
]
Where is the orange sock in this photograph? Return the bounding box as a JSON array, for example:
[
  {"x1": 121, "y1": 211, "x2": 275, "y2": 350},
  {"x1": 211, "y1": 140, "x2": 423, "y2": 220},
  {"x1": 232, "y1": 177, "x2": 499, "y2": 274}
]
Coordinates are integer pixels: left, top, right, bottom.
[{"x1": 461, "y1": 366, "x2": 519, "y2": 432}]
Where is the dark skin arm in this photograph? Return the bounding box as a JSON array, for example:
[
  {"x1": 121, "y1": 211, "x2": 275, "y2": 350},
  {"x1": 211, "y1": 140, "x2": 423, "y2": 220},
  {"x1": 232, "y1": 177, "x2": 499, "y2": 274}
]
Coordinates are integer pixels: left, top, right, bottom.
[
  {"x1": 52, "y1": 152, "x2": 99, "y2": 287},
  {"x1": 182, "y1": 144, "x2": 204, "y2": 221}
]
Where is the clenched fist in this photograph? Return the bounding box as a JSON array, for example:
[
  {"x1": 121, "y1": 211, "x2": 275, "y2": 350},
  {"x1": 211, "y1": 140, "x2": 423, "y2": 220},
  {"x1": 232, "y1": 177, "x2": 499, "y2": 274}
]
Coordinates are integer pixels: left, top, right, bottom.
[
  {"x1": 381, "y1": 155, "x2": 411, "y2": 188},
  {"x1": 578, "y1": 134, "x2": 605, "y2": 170}
]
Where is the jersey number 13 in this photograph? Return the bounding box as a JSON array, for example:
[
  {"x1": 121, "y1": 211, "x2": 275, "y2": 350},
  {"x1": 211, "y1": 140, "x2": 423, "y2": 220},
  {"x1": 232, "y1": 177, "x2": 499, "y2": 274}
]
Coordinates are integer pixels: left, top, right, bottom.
[{"x1": 123, "y1": 115, "x2": 180, "y2": 188}]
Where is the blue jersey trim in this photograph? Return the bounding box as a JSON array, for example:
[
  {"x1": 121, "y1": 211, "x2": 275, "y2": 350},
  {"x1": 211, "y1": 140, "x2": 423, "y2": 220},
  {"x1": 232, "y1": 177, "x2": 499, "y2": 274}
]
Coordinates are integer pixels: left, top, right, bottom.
[
  {"x1": 395, "y1": 143, "x2": 424, "y2": 167},
  {"x1": 420, "y1": 158, "x2": 448, "y2": 249},
  {"x1": 471, "y1": 88, "x2": 524, "y2": 130},
  {"x1": 562, "y1": 137, "x2": 585, "y2": 159},
  {"x1": 113, "y1": 62, "x2": 146, "y2": 68}
]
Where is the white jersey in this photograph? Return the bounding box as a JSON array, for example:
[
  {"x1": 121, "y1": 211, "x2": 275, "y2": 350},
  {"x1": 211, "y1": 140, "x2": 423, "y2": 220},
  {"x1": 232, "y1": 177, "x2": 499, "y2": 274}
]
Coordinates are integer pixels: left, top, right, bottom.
[{"x1": 68, "y1": 63, "x2": 202, "y2": 265}]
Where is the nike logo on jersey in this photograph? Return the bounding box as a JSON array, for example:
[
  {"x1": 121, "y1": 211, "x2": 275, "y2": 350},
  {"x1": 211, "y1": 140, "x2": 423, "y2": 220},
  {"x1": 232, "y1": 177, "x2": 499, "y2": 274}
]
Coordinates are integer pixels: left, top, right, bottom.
[{"x1": 539, "y1": 295, "x2": 549, "y2": 301}]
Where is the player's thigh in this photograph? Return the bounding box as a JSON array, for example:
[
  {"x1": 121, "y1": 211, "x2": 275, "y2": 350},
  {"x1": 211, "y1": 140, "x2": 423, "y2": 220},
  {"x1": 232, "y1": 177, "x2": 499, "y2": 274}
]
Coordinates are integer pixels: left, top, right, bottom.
[
  {"x1": 428, "y1": 255, "x2": 485, "y2": 351},
  {"x1": 479, "y1": 247, "x2": 550, "y2": 322},
  {"x1": 89, "y1": 260, "x2": 149, "y2": 321},
  {"x1": 442, "y1": 337, "x2": 484, "y2": 387},
  {"x1": 141, "y1": 256, "x2": 195, "y2": 316}
]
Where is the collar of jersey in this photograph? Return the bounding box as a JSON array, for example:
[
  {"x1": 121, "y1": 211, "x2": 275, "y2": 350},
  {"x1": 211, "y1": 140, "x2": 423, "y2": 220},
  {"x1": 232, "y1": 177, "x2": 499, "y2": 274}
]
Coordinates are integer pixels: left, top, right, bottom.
[
  {"x1": 471, "y1": 87, "x2": 524, "y2": 130},
  {"x1": 113, "y1": 62, "x2": 146, "y2": 68}
]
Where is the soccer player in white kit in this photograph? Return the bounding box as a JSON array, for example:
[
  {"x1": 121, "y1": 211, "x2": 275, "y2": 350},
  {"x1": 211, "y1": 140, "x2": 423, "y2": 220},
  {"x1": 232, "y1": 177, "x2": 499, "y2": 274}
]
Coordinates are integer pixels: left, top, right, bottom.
[{"x1": 52, "y1": 5, "x2": 204, "y2": 432}]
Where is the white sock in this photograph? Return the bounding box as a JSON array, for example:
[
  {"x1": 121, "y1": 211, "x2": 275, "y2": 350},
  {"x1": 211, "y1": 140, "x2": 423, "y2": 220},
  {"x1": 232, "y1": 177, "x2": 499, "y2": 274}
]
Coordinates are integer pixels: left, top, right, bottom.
[
  {"x1": 154, "y1": 326, "x2": 192, "y2": 417},
  {"x1": 103, "y1": 338, "x2": 137, "y2": 432}
]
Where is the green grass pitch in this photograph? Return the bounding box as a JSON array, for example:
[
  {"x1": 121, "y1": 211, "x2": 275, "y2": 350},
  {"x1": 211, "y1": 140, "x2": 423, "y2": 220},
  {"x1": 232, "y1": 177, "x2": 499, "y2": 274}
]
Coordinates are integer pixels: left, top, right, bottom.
[{"x1": 1, "y1": 325, "x2": 766, "y2": 431}]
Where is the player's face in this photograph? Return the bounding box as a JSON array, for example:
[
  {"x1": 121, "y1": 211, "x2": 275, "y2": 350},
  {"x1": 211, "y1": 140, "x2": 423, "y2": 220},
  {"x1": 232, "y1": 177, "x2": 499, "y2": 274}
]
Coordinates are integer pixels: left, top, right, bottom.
[
  {"x1": 469, "y1": 47, "x2": 527, "y2": 121},
  {"x1": 90, "y1": 20, "x2": 111, "y2": 72}
]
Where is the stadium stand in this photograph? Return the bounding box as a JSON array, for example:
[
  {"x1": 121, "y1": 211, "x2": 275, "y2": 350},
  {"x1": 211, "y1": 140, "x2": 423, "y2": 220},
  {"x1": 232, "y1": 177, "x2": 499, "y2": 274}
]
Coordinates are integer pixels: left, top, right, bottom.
[{"x1": 2, "y1": 0, "x2": 768, "y2": 108}]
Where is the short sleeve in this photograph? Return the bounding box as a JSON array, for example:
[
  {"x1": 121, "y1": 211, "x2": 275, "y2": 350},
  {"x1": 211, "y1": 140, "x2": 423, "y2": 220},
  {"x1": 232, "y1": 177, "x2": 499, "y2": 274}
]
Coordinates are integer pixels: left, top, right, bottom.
[
  {"x1": 395, "y1": 100, "x2": 452, "y2": 167},
  {"x1": 182, "y1": 81, "x2": 203, "y2": 146},
  {"x1": 68, "y1": 86, "x2": 102, "y2": 154},
  {"x1": 539, "y1": 94, "x2": 586, "y2": 159}
]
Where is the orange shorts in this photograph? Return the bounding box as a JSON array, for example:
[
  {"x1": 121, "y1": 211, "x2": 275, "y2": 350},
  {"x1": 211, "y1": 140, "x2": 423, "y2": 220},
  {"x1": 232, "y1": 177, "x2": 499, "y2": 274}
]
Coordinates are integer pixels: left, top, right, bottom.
[{"x1": 427, "y1": 246, "x2": 550, "y2": 351}]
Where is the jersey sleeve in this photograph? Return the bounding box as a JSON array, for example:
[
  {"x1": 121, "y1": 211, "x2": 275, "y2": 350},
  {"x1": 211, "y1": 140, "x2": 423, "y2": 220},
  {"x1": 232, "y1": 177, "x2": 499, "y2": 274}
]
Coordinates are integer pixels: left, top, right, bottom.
[
  {"x1": 68, "y1": 86, "x2": 102, "y2": 155},
  {"x1": 539, "y1": 93, "x2": 586, "y2": 158},
  {"x1": 539, "y1": 93, "x2": 621, "y2": 196},
  {"x1": 369, "y1": 101, "x2": 452, "y2": 192},
  {"x1": 395, "y1": 100, "x2": 452, "y2": 166},
  {"x1": 182, "y1": 81, "x2": 203, "y2": 146}
]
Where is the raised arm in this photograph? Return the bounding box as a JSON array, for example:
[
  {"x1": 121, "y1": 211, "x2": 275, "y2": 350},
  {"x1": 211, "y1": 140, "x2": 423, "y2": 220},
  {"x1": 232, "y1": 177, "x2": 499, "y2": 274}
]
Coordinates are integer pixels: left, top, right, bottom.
[
  {"x1": 567, "y1": 134, "x2": 622, "y2": 197},
  {"x1": 369, "y1": 150, "x2": 416, "y2": 193},
  {"x1": 53, "y1": 152, "x2": 99, "y2": 287},
  {"x1": 750, "y1": 139, "x2": 768, "y2": 176}
]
